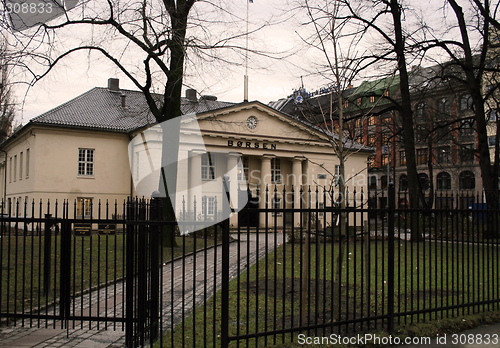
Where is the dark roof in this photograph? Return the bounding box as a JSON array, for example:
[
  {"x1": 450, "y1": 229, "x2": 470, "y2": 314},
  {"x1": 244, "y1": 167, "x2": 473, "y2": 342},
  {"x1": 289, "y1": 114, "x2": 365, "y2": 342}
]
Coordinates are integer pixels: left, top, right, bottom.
[
  {"x1": 6, "y1": 85, "x2": 372, "y2": 153},
  {"x1": 30, "y1": 87, "x2": 235, "y2": 133}
]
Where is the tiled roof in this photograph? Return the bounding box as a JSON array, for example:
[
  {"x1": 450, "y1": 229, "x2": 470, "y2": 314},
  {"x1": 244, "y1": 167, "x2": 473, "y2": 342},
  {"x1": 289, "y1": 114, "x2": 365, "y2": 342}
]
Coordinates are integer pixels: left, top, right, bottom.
[{"x1": 30, "y1": 87, "x2": 235, "y2": 133}]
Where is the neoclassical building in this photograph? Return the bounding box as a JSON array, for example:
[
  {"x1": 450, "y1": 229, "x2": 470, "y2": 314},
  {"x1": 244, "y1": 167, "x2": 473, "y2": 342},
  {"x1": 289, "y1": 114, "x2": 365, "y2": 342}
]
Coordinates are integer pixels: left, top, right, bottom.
[{"x1": 0, "y1": 79, "x2": 371, "y2": 228}]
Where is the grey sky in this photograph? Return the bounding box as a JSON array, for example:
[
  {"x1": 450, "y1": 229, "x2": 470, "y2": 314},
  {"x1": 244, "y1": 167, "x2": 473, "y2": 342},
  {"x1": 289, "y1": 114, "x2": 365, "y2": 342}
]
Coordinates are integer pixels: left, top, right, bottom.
[{"x1": 6, "y1": 0, "x2": 481, "y2": 125}]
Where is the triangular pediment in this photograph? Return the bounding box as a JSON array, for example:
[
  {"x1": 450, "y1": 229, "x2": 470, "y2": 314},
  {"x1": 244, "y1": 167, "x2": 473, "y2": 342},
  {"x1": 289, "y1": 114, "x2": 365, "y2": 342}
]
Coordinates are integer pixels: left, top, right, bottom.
[{"x1": 194, "y1": 102, "x2": 330, "y2": 146}]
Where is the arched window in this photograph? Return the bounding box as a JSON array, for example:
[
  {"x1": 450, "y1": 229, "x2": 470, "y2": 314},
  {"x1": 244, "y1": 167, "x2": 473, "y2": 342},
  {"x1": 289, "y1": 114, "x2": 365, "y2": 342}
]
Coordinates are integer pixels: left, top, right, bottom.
[
  {"x1": 418, "y1": 173, "x2": 429, "y2": 190},
  {"x1": 369, "y1": 175, "x2": 377, "y2": 189},
  {"x1": 438, "y1": 98, "x2": 451, "y2": 114},
  {"x1": 436, "y1": 172, "x2": 452, "y2": 190},
  {"x1": 460, "y1": 94, "x2": 473, "y2": 111},
  {"x1": 399, "y1": 174, "x2": 408, "y2": 191},
  {"x1": 381, "y1": 175, "x2": 388, "y2": 189},
  {"x1": 459, "y1": 171, "x2": 476, "y2": 190}
]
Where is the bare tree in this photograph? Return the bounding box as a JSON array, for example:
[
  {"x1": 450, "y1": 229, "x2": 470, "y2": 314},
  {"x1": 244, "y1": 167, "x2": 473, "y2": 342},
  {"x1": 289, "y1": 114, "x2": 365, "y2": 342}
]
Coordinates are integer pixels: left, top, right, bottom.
[
  {"x1": 0, "y1": 40, "x2": 15, "y2": 142},
  {"x1": 293, "y1": 0, "x2": 403, "y2": 323},
  {"x1": 298, "y1": 0, "x2": 425, "y2": 240},
  {"x1": 1, "y1": 0, "x2": 277, "y2": 245}
]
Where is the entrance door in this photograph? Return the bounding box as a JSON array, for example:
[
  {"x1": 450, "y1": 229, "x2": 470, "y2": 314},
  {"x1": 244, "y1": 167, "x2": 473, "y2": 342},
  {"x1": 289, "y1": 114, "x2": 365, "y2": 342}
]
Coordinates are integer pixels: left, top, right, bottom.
[{"x1": 238, "y1": 189, "x2": 259, "y2": 227}]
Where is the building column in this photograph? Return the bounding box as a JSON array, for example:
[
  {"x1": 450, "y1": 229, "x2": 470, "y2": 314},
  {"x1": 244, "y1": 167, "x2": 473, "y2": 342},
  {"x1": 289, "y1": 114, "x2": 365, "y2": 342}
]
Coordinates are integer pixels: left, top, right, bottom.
[
  {"x1": 292, "y1": 157, "x2": 304, "y2": 225},
  {"x1": 188, "y1": 150, "x2": 203, "y2": 218},
  {"x1": 260, "y1": 155, "x2": 273, "y2": 226},
  {"x1": 226, "y1": 152, "x2": 240, "y2": 227},
  {"x1": 226, "y1": 153, "x2": 240, "y2": 209},
  {"x1": 260, "y1": 155, "x2": 273, "y2": 208}
]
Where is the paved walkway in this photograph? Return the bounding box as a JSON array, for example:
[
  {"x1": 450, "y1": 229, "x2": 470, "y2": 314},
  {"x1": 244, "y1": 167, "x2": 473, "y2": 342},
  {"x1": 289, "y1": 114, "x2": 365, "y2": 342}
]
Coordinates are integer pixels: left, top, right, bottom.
[{"x1": 0, "y1": 233, "x2": 284, "y2": 347}]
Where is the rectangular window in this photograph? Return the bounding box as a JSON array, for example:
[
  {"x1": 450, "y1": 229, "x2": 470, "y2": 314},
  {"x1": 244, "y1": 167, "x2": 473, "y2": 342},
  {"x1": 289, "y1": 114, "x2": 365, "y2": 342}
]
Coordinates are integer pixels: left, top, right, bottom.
[
  {"x1": 488, "y1": 110, "x2": 497, "y2": 122},
  {"x1": 201, "y1": 153, "x2": 216, "y2": 180},
  {"x1": 202, "y1": 196, "x2": 216, "y2": 216},
  {"x1": 357, "y1": 97, "x2": 362, "y2": 106},
  {"x1": 400, "y1": 151, "x2": 406, "y2": 166},
  {"x1": 415, "y1": 125, "x2": 426, "y2": 142},
  {"x1": 25, "y1": 149, "x2": 29, "y2": 178},
  {"x1": 460, "y1": 144, "x2": 475, "y2": 163},
  {"x1": 77, "y1": 198, "x2": 93, "y2": 218},
  {"x1": 368, "y1": 116, "x2": 375, "y2": 126},
  {"x1": 272, "y1": 196, "x2": 282, "y2": 216},
  {"x1": 271, "y1": 158, "x2": 282, "y2": 184},
  {"x1": 382, "y1": 133, "x2": 389, "y2": 145},
  {"x1": 368, "y1": 155, "x2": 376, "y2": 168},
  {"x1": 370, "y1": 95, "x2": 375, "y2": 103},
  {"x1": 13, "y1": 155, "x2": 16, "y2": 182},
  {"x1": 437, "y1": 146, "x2": 451, "y2": 164},
  {"x1": 459, "y1": 118, "x2": 474, "y2": 136},
  {"x1": 19, "y1": 152, "x2": 23, "y2": 180},
  {"x1": 368, "y1": 134, "x2": 376, "y2": 146},
  {"x1": 488, "y1": 136, "x2": 496, "y2": 147},
  {"x1": 237, "y1": 156, "x2": 249, "y2": 181},
  {"x1": 381, "y1": 154, "x2": 388, "y2": 166},
  {"x1": 416, "y1": 149, "x2": 428, "y2": 165},
  {"x1": 78, "y1": 148, "x2": 94, "y2": 176}
]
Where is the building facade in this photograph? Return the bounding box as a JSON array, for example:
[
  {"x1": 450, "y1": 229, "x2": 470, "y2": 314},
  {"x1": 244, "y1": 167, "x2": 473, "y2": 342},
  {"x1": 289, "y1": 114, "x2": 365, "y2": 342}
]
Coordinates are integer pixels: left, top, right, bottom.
[
  {"x1": 0, "y1": 79, "x2": 371, "y2": 228},
  {"x1": 271, "y1": 61, "x2": 496, "y2": 209}
]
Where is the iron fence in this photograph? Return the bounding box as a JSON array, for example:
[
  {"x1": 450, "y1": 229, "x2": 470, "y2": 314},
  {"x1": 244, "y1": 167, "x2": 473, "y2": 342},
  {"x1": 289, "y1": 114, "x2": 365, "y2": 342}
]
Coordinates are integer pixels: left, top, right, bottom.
[
  {"x1": 217, "y1": 184, "x2": 500, "y2": 347},
  {"x1": 1, "y1": 182, "x2": 500, "y2": 348}
]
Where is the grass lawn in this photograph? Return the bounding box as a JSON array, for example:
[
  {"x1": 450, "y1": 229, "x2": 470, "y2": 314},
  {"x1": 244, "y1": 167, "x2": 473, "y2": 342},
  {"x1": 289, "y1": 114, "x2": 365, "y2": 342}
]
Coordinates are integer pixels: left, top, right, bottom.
[
  {"x1": 162, "y1": 238, "x2": 500, "y2": 348},
  {"x1": 0, "y1": 232, "x2": 215, "y2": 316}
]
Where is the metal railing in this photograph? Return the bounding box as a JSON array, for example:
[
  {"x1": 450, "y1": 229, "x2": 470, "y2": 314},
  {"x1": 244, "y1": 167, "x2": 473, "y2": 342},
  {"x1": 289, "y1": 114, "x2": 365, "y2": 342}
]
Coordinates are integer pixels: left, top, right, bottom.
[{"x1": 1, "y1": 181, "x2": 499, "y2": 348}]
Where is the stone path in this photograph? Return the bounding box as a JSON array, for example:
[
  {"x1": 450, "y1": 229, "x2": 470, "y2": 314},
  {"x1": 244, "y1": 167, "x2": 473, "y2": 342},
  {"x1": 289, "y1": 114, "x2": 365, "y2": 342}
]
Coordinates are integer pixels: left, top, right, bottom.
[{"x1": 0, "y1": 233, "x2": 284, "y2": 347}]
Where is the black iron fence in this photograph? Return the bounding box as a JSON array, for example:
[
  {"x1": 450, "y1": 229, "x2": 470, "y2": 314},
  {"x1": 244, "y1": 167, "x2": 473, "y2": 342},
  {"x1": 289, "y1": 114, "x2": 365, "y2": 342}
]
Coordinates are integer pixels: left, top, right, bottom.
[
  {"x1": 0, "y1": 198, "x2": 169, "y2": 347},
  {"x1": 1, "y1": 182, "x2": 500, "y2": 348},
  {"x1": 218, "y1": 183, "x2": 500, "y2": 347}
]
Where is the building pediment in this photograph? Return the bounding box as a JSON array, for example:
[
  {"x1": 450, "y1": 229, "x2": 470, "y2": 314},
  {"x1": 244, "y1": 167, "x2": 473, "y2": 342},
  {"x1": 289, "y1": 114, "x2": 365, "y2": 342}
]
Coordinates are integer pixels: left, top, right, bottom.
[{"x1": 193, "y1": 102, "x2": 332, "y2": 146}]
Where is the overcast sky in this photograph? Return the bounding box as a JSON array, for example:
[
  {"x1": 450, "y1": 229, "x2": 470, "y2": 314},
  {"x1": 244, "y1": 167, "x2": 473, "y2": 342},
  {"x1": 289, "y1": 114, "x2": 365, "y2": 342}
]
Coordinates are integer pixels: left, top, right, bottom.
[
  {"x1": 7, "y1": 0, "x2": 464, "y2": 125},
  {"x1": 8, "y1": 0, "x2": 307, "y2": 125}
]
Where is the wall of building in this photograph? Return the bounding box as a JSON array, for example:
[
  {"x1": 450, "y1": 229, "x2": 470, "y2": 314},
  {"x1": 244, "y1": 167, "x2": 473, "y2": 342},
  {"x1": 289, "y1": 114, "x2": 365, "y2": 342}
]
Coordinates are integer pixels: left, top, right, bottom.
[{"x1": 2, "y1": 126, "x2": 132, "y2": 217}]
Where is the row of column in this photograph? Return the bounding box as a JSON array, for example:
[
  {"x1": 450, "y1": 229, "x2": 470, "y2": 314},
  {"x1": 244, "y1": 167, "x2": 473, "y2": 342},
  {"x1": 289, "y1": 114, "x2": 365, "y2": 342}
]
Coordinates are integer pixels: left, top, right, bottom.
[
  {"x1": 187, "y1": 151, "x2": 306, "y2": 213},
  {"x1": 259, "y1": 155, "x2": 304, "y2": 209}
]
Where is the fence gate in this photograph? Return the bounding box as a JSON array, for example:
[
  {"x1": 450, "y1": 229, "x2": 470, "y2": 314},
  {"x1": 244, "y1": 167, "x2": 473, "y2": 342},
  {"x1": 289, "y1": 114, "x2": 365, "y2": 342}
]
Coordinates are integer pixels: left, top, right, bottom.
[{"x1": 0, "y1": 198, "x2": 162, "y2": 348}]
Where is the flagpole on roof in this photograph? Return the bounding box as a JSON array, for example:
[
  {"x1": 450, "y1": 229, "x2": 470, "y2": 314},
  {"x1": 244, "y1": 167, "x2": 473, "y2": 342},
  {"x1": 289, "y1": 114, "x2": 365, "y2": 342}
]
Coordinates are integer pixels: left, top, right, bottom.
[{"x1": 244, "y1": 0, "x2": 250, "y2": 102}]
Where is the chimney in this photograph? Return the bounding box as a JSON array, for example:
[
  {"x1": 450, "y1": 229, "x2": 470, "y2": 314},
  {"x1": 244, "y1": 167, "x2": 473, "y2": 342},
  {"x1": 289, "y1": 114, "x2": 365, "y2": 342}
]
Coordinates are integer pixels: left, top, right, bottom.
[
  {"x1": 186, "y1": 88, "x2": 197, "y2": 102},
  {"x1": 121, "y1": 94, "x2": 126, "y2": 108},
  {"x1": 108, "y1": 78, "x2": 120, "y2": 92}
]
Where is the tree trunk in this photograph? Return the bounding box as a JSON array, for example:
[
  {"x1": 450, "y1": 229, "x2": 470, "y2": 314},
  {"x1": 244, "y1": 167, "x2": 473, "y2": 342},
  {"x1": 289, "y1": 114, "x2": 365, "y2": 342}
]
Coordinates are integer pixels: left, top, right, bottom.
[
  {"x1": 156, "y1": 5, "x2": 192, "y2": 247},
  {"x1": 390, "y1": 0, "x2": 422, "y2": 241}
]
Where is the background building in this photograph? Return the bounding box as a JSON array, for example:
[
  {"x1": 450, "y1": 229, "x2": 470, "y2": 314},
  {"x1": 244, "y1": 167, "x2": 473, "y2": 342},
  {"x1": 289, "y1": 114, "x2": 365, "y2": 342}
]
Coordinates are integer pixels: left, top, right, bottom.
[{"x1": 271, "y1": 59, "x2": 498, "y2": 209}]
